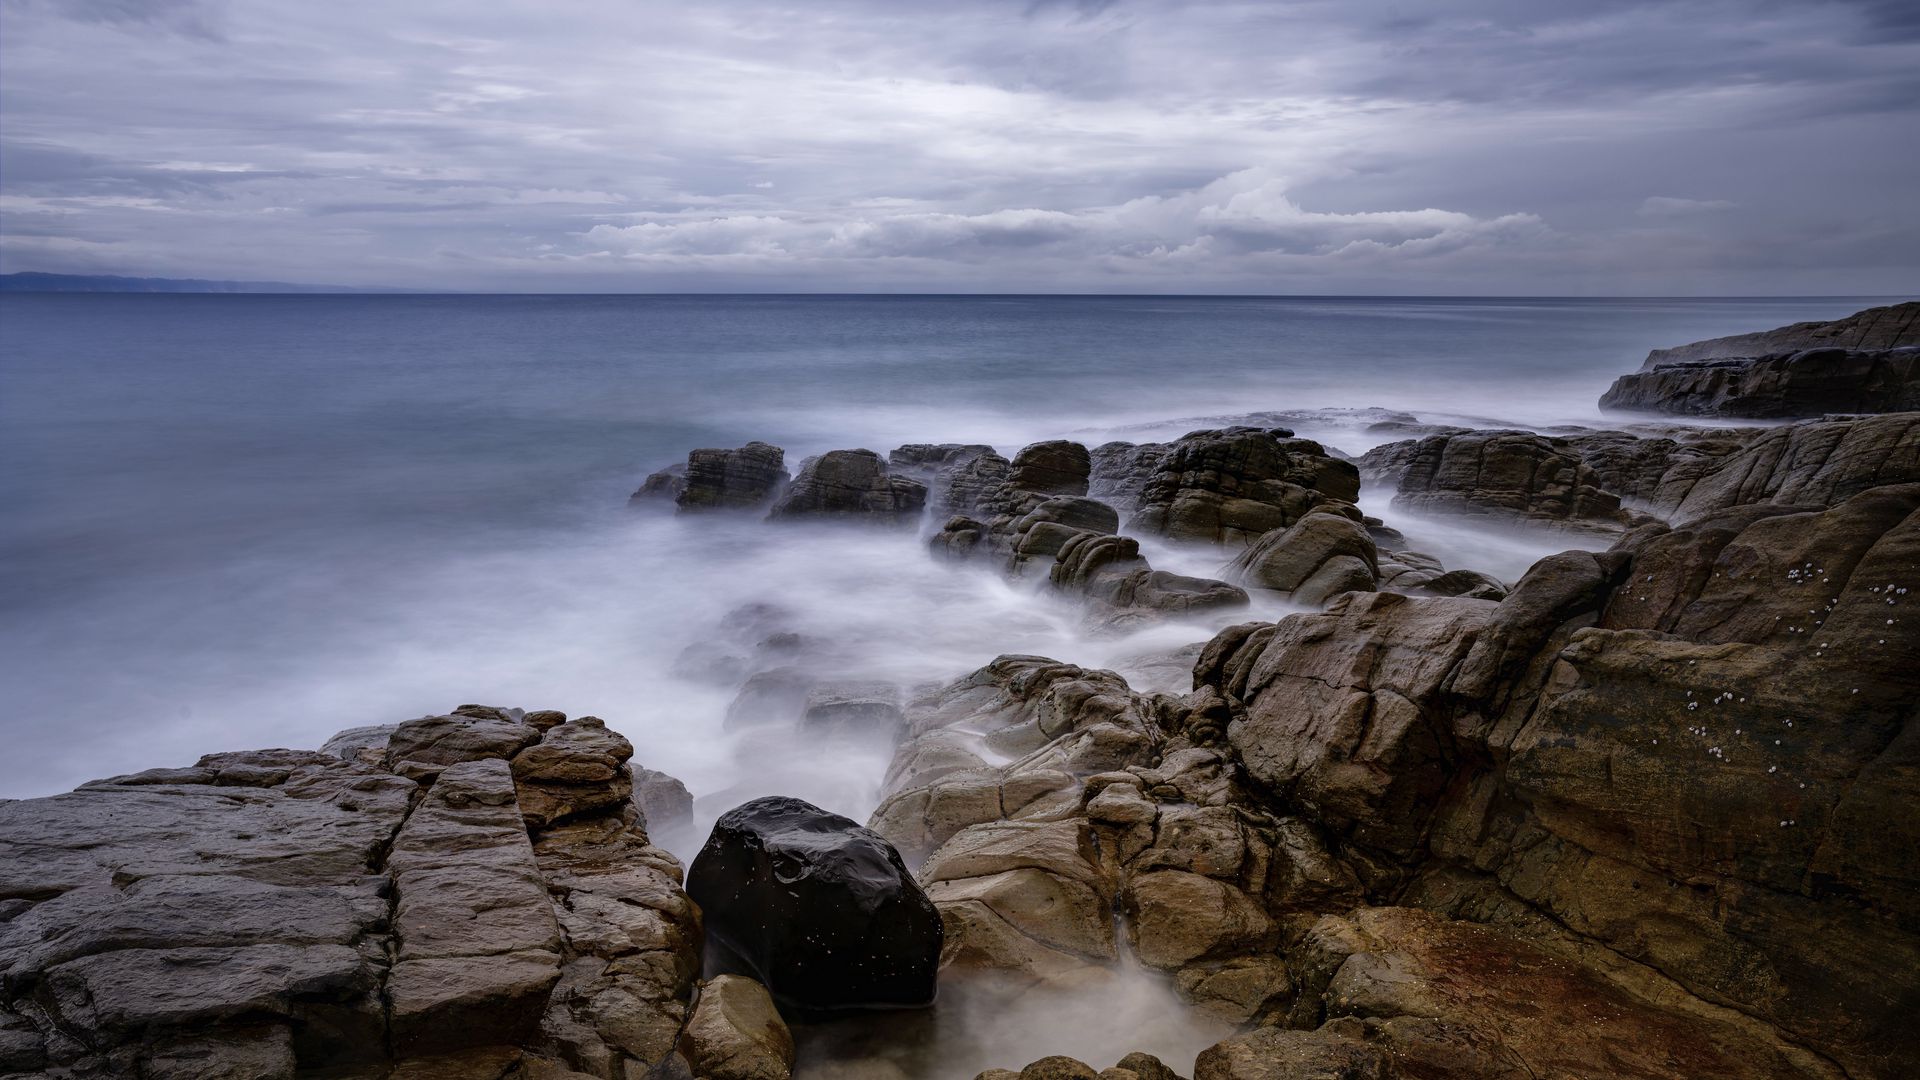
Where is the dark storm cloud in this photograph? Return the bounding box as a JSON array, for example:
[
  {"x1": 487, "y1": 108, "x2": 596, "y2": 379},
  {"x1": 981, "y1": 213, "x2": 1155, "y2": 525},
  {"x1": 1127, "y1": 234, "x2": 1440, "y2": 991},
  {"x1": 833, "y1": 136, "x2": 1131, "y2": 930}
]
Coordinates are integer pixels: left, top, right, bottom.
[{"x1": 0, "y1": 0, "x2": 1913, "y2": 292}]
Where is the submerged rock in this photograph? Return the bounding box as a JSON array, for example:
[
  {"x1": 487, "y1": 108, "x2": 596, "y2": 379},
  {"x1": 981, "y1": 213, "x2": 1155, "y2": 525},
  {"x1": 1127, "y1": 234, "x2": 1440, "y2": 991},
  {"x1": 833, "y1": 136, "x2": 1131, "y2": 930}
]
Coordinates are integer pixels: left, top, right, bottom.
[{"x1": 685, "y1": 796, "x2": 943, "y2": 1016}]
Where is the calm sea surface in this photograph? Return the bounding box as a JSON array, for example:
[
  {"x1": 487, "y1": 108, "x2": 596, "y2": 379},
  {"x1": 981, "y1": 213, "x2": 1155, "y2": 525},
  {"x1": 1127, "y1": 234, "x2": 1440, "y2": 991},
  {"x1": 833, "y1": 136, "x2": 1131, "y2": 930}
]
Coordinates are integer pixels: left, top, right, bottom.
[{"x1": 0, "y1": 294, "x2": 1896, "y2": 803}]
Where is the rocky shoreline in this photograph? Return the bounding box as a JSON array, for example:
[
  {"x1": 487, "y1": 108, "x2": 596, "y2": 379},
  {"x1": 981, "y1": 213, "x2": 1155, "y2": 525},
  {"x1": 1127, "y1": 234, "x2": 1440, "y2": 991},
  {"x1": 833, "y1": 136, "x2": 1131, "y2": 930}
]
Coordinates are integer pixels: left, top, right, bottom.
[{"x1": 3, "y1": 304, "x2": 1917, "y2": 1079}]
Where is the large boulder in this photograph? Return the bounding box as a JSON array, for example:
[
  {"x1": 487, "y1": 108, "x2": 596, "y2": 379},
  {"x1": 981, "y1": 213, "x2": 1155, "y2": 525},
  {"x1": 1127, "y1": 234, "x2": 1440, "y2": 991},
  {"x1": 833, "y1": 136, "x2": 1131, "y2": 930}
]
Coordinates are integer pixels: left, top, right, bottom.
[
  {"x1": 677, "y1": 442, "x2": 790, "y2": 511},
  {"x1": 1009, "y1": 440, "x2": 1093, "y2": 496},
  {"x1": 685, "y1": 797, "x2": 942, "y2": 1015},
  {"x1": 1130, "y1": 428, "x2": 1360, "y2": 547},
  {"x1": 1226, "y1": 508, "x2": 1379, "y2": 606},
  {"x1": 1647, "y1": 411, "x2": 1920, "y2": 520},
  {"x1": 767, "y1": 449, "x2": 927, "y2": 525},
  {"x1": 677, "y1": 974, "x2": 794, "y2": 1080}
]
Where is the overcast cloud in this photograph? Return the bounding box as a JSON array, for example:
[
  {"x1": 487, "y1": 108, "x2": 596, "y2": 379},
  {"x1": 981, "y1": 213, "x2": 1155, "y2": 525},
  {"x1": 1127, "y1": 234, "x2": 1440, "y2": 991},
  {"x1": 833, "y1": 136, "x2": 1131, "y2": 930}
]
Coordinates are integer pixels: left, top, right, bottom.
[{"x1": 1, "y1": 0, "x2": 1915, "y2": 292}]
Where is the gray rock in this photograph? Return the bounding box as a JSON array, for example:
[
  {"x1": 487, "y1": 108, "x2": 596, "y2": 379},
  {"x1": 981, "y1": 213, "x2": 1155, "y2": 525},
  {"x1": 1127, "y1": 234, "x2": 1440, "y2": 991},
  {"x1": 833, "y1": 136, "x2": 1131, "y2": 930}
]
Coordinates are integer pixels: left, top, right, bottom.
[
  {"x1": 767, "y1": 449, "x2": 928, "y2": 525},
  {"x1": 677, "y1": 442, "x2": 790, "y2": 511},
  {"x1": 1009, "y1": 441, "x2": 1092, "y2": 496},
  {"x1": 1130, "y1": 427, "x2": 1360, "y2": 547}
]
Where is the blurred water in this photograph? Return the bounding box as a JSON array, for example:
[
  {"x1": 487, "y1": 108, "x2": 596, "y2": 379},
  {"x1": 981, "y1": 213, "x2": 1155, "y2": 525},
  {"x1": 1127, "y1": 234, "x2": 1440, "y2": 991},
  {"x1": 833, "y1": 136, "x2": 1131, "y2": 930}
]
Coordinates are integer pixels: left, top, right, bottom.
[{"x1": 0, "y1": 294, "x2": 1892, "y2": 806}]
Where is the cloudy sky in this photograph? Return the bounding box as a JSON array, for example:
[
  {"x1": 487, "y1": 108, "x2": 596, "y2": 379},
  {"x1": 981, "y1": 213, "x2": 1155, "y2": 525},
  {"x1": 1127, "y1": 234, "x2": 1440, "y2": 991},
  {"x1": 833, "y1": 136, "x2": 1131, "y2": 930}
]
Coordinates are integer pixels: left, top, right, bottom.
[{"x1": 1, "y1": 0, "x2": 1916, "y2": 293}]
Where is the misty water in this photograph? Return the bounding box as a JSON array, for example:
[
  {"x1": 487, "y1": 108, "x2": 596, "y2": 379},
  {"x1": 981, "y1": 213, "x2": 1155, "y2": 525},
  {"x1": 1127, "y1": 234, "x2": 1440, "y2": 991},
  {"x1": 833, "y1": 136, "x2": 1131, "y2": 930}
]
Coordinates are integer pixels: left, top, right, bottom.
[{"x1": 0, "y1": 292, "x2": 1893, "y2": 1074}]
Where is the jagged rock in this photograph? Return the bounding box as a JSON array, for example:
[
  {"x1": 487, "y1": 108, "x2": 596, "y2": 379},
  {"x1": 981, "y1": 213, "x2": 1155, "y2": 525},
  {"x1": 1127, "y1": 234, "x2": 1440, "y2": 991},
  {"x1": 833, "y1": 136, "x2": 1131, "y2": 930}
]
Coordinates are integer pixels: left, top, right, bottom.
[
  {"x1": 1226, "y1": 508, "x2": 1378, "y2": 606},
  {"x1": 1194, "y1": 1026, "x2": 1394, "y2": 1080},
  {"x1": 384, "y1": 709, "x2": 541, "y2": 782},
  {"x1": 0, "y1": 708, "x2": 704, "y2": 1079},
  {"x1": 677, "y1": 975, "x2": 793, "y2": 1080},
  {"x1": 1089, "y1": 441, "x2": 1170, "y2": 514},
  {"x1": 510, "y1": 717, "x2": 636, "y2": 830},
  {"x1": 889, "y1": 443, "x2": 998, "y2": 476},
  {"x1": 1648, "y1": 411, "x2": 1920, "y2": 520},
  {"x1": 685, "y1": 797, "x2": 942, "y2": 1015},
  {"x1": 1009, "y1": 441, "x2": 1092, "y2": 496},
  {"x1": 1051, "y1": 532, "x2": 1249, "y2": 629},
  {"x1": 1194, "y1": 483, "x2": 1920, "y2": 1076},
  {"x1": 676, "y1": 442, "x2": 790, "y2": 511},
  {"x1": 630, "y1": 463, "x2": 688, "y2": 506},
  {"x1": 937, "y1": 451, "x2": 1013, "y2": 517},
  {"x1": 1130, "y1": 428, "x2": 1360, "y2": 547},
  {"x1": 1369, "y1": 430, "x2": 1638, "y2": 532},
  {"x1": 767, "y1": 449, "x2": 927, "y2": 525}
]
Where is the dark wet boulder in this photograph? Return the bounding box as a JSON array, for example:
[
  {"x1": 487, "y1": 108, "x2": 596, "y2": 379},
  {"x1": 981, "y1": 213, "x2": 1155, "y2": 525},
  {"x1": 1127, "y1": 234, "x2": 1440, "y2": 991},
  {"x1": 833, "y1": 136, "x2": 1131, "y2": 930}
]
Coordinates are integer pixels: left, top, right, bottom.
[
  {"x1": 1009, "y1": 440, "x2": 1093, "y2": 496},
  {"x1": 678, "y1": 442, "x2": 790, "y2": 511},
  {"x1": 937, "y1": 451, "x2": 1014, "y2": 517},
  {"x1": 1089, "y1": 441, "x2": 1170, "y2": 514},
  {"x1": 767, "y1": 449, "x2": 927, "y2": 525},
  {"x1": 685, "y1": 796, "x2": 943, "y2": 1015}
]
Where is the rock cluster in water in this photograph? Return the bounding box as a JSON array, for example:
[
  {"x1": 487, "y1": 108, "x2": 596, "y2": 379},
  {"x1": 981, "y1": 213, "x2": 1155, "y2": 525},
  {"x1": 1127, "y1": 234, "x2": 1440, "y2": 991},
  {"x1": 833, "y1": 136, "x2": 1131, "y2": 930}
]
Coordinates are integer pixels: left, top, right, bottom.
[{"x1": 4, "y1": 302, "x2": 1919, "y2": 1079}]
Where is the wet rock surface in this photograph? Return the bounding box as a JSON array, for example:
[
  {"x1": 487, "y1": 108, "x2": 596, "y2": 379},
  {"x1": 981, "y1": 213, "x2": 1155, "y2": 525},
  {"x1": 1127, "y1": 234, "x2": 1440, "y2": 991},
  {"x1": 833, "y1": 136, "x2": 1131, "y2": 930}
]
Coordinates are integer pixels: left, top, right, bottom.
[
  {"x1": 0, "y1": 706, "x2": 701, "y2": 1079},
  {"x1": 677, "y1": 442, "x2": 792, "y2": 511},
  {"x1": 769, "y1": 449, "x2": 929, "y2": 525},
  {"x1": 685, "y1": 796, "x2": 943, "y2": 1016},
  {"x1": 1130, "y1": 427, "x2": 1360, "y2": 547}
]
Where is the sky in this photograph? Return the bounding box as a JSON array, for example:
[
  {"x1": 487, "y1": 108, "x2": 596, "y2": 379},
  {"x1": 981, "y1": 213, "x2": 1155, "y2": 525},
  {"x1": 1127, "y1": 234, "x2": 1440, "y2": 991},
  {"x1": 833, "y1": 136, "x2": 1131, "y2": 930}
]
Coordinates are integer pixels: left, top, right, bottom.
[{"x1": 1, "y1": 0, "x2": 1917, "y2": 294}]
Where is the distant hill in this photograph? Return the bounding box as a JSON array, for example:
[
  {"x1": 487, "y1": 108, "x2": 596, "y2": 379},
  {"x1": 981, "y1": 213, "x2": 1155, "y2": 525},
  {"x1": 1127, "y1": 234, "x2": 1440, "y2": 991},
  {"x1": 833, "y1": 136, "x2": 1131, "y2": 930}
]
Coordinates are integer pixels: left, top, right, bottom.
[{"x1": 0, "y1": 271, "x2": 420, "y2": 294}]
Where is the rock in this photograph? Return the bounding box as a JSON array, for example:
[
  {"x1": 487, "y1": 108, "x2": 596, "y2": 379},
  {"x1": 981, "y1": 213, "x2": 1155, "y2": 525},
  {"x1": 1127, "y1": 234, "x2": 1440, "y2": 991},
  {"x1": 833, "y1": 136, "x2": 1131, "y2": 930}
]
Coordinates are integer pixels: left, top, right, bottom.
[
  {"x1": 937, "y1": 451, "x2": 1014, "y2": 517},
  {"x1": 677, "y1": 442, "x2": 790, "y2": 511},
  {"x1": 1009, "y1": 441, "x2": 1093, "y2": 496},
  {"x1": 1648, "y1": 412, "x2": 1920, "y2": 520},
  {"x1": 1089, "y1": 441, "x2": 1170, "y2": 514},
  {"x1": 631, "y1": 463, "x2": 688, "y2": 506},
  {"x1": 386, "y1": 758, "x2": 561, "y2": 1056},
  {"x1": 723, "y1": 667, "x2": 819, "y2": 730},
  {"x1": 800, "y1": 681, "x2": 905, "y2": 738},
  {"x1": 1193, "y1": 1027, "x2": 1392, "y2": 1080},
  {"x1": 685, "y1": 797, "x2": 942, "y2": 1015},
  {"x1": 889, "y1": 443, "x2": 998, "y2": 477},
  {"x1": 768, "y1": 449, "x2": 928, "y2": 525},
  {"x1": 678, "y1": 975, "x2": 794, "y2": 1080},
  {"x1": 384, "y1": 710, "x2": 540, "y2": 782},
  {"x1": 510, "y1": 717, "x2": 636, "y2": 830},
  {"x1": 0, "y1": 706, "x2": 703, "y2": 1079},
  {"x1": 1226, "y1": 509, "x2": 1379, "y2": 605},
  {"x1": 1636, "y1": 301, "x2": 1920, "y2": 369},
  {"x1": 636, "y1": 767, "x2": 695, "y2": 834},
  {"x1": 1602, "y1": 346, "x2": 1920, "y2": 418},
  {"x1": 1378, "y1": 430, "x2": 1638, "y2": 532},
  {"x1": 1015, "y1": 1057, "x2": 1099, "y2": 1080},
  {"x1": 318, "y1": 723, "x2": 397, "y2": 764},
  {"x1": 1113, "y1": 1052, "x2": 1183, "y2": 1080},
  {"x1": 1130, "y1": 427, "x2": 1361, "y2": 547}
]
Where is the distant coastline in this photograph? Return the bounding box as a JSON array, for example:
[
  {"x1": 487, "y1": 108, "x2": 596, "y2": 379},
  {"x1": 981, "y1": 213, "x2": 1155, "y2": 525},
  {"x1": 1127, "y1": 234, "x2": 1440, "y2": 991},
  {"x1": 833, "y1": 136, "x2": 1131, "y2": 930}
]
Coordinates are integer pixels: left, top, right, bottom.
[{"x1": 0, "y1": 270, "x2": 421, "y2": 294}]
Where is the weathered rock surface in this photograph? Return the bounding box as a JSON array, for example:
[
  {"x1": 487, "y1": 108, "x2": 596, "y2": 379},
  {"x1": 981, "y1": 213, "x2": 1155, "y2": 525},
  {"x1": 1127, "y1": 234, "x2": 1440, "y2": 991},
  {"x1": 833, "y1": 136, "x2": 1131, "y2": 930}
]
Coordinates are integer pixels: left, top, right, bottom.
[
  {"x1": 676, "y1": 442, "x2": 790, "y2": 511},
  {"x1": 0, "y1": 707, "x2": 702, "y2": 1079},
  {"x1": 630, "y1": 462, "x2": 689, "y2": 506},
  {"x1": 767, "y1": 449, "x2": 927, "y2": 525},
  {"x1": 685, "y1": 796, "x2": 942, "y2": 1015},
  {"x1": 1225, "y1": 506, "x2": 1379, "y2": 606},
  {"x1": 1130, "y1": 428, "x2": 1360, "y2": 547},
  {"x1": 677, "y1": 975, "x2": 794, "y2": 1080},
  {"x1": 1360, "y1": 430, "x2": 1640, "y2": 533},
  {"x1": 1646, "y1": 411, "x2": 1920, "y2": 520}
]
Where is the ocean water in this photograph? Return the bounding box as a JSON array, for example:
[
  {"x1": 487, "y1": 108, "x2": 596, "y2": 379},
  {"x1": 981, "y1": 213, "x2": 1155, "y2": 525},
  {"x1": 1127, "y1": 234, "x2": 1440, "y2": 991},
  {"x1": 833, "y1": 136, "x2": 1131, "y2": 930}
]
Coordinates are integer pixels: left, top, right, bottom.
[
  {"x1": 0, "y1": 293, "x2": 1891, "y2": 817},
  {"x1": 4, "y1": 292, "x2": 1900, "y2": 1076}
]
